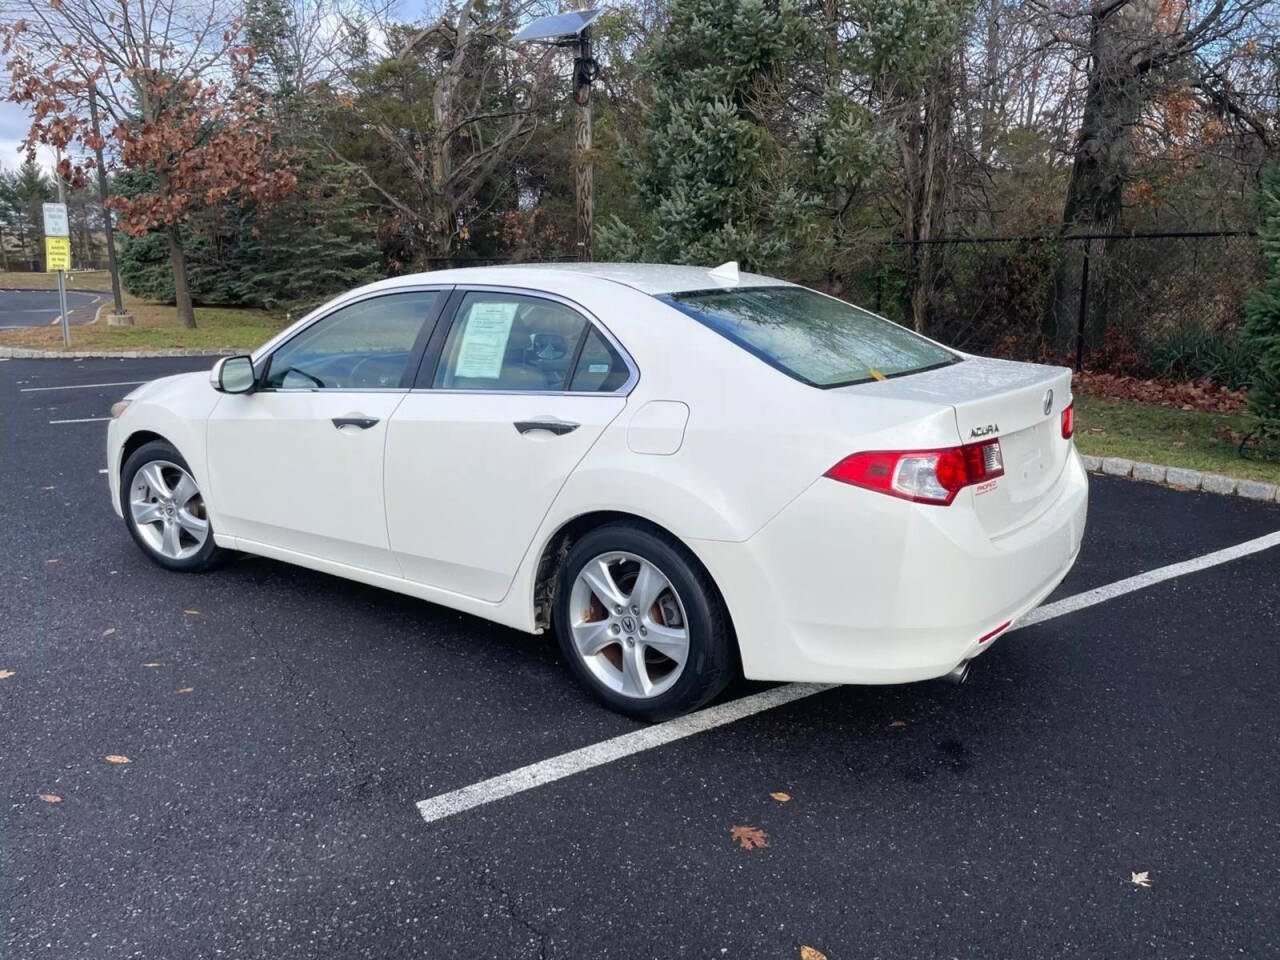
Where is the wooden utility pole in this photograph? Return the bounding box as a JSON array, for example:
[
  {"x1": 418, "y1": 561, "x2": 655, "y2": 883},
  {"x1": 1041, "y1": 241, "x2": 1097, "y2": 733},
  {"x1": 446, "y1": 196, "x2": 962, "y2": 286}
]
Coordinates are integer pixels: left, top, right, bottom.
[
  {"x1": 573, "y1": 29, "x2": 597, "y2": 262},
  {"x1": 89, "y1": 84, "x2": 128, "y2": 321}
]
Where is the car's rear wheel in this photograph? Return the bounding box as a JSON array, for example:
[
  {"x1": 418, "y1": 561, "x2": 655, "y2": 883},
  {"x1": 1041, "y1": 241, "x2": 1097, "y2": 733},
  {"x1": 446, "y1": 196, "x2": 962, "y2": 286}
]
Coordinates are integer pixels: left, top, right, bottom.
[
  {"x1": 555, "y1": 523, "x2": 734, "y2": 721},
  {"x1": 121, "y1": 440, "x2": 224, "y2": 572}
]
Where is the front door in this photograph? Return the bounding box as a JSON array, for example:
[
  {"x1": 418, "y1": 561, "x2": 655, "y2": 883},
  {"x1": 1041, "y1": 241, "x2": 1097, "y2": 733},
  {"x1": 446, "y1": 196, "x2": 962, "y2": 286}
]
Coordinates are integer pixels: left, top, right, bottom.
[
  {"x1": 207, "y1": 289, "x2": 446, "y2": 575},
  {"x1": 385, "y1": 289, "x2": 634, "y2": 600}
]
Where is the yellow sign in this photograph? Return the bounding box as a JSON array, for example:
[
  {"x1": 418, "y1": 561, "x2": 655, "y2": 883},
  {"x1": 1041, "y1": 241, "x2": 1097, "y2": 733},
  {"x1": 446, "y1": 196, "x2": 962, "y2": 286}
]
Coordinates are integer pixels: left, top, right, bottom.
[{"x1": 45, "y1": 235, "x2": 71, "y2": 272}]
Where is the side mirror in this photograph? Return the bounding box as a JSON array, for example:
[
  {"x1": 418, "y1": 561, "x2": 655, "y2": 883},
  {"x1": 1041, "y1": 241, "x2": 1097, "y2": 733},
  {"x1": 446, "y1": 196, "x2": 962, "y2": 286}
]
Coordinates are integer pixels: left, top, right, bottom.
[{"x1": 211, "y1": 355, "x2": 256, "y2": 394}]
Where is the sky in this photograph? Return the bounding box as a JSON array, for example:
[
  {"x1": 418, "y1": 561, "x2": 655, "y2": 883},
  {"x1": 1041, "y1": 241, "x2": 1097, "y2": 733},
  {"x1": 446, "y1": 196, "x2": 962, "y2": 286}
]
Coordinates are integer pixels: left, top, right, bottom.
[{"x1": 0, "y1": 101, "x2": 57, "y2": 174}]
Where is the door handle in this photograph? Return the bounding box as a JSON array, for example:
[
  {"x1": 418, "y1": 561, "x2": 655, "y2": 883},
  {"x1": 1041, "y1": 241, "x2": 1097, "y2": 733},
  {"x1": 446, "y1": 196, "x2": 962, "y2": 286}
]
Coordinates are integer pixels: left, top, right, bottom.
[
  {"x1": 514, "y1": 419, "x2": 579, "y2": 436},
  {"x1": 332, "y1": 416, "x2": 380, "y2": 430}
]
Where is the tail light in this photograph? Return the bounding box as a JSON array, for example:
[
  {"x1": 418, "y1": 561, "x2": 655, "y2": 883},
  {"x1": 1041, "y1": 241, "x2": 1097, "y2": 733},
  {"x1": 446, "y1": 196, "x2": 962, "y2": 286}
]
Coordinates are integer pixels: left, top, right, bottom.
[
  {"x1": 1061, "y1": 402, "x2": 1074, "y2": 439},
  {"x1": 825, "y1": 439, "x2": 1004, "y2": 506}
]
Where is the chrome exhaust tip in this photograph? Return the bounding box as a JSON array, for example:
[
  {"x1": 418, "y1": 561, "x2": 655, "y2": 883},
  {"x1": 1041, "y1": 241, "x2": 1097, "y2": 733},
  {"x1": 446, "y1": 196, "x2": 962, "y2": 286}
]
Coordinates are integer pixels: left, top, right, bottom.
[{"x1": 945, "y1": 660, "x2": 971, "y2": 685}]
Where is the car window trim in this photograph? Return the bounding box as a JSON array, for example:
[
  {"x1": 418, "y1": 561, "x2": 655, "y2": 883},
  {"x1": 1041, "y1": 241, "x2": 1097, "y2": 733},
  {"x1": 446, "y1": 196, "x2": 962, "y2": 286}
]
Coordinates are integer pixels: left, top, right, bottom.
[
  {"x1": 410, "y1": 284, "x2": 639, "y2": 396},
  {"x1": 254, "y1": 285, "x2": 454, "y2": 392}
]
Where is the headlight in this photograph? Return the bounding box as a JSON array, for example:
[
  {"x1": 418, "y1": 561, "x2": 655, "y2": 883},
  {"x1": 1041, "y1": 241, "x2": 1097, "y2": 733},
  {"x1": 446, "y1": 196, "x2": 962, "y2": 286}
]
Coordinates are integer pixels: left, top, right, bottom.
[{"x1": 110, "y1": 399, "x2": 132, "y2": 419}]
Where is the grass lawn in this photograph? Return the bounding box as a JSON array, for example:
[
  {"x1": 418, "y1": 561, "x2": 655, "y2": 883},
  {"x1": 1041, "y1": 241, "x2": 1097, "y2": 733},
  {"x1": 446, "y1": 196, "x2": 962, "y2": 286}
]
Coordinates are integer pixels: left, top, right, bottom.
[
  {"x1": 0, "y1": 269, "x2": 114, "y2": 291},
  {"x1": 1074, "y1": 393, "x2": 1279, "y2": 485},
  {"x1": 0, "y1": 271, "x2": 289, "y2": 352}
]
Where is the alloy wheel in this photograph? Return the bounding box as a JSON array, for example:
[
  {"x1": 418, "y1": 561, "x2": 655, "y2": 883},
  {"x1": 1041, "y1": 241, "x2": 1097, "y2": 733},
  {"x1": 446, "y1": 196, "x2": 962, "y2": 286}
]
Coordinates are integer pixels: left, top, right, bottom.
[
  {"x1": 128, "y1": 459, "x2": 209, "y2": 560},
  {"x1": 568, "y1": 551, "x2": 690, "y2": 699}
]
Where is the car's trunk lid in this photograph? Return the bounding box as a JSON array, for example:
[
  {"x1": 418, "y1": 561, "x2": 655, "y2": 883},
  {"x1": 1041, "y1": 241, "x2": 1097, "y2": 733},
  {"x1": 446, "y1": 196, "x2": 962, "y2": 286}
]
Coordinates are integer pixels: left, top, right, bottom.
[{"x1": 838, "y1": 356, "x2": 1074, "y2": 537}]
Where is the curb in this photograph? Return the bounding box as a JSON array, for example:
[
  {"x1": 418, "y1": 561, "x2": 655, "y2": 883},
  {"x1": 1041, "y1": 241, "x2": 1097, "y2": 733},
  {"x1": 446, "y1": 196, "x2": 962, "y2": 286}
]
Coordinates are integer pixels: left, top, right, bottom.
[
  {"x1": 0, "y1": 346, "x2": 241, "y2": 359},
  {"x1": 1080, "y1": 454, "x2": 1280, "y2": 504}
]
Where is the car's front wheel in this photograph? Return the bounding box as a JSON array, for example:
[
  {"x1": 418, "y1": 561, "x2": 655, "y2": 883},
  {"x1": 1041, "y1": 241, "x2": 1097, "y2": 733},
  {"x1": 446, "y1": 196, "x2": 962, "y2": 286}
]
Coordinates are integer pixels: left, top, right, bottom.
[
  {"x1": 120, "y1": 439, "x2": 224, "y2": 572},
  {"x1": 554, "y1": 523, "x2": 735, "y2": 721}
]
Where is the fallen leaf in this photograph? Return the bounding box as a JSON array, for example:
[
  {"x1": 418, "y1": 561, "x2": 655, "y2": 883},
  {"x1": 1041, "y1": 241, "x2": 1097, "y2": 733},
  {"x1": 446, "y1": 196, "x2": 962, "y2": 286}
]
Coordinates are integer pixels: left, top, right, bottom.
[
  {"x1": 39, "y1": 794, "x2": 62, "y2": 804},
  {"x1": 102, "y1": 628, "x2": 116, "y2": 637},
  {"x1": 730, "y1": 825, "x2": 769, "y2": 851},
  {"x1": 0, "y1": 670, "x2": 14, "y2": 679},
  {"x1": 141, "y1": 662, "x2": 162, "y2": 668},
  {"x1": 1130, "y1": 871, "x2": 1151, "y2": 888},
  {"x1": 183, "y1": 610, "x2": 200, "y2": 616},
  {"x1": 770, "y1": 792, "x2": 791, "y2": 803},
  {"x1": 105, "y1": 755, "x2": 131, "y2": 764},
  {"x1": 177, "y1": 687, "x2": 194, "y2": 694},
  {"x1": 800, "y1": 947, "x2": 828, "y2": 960}
]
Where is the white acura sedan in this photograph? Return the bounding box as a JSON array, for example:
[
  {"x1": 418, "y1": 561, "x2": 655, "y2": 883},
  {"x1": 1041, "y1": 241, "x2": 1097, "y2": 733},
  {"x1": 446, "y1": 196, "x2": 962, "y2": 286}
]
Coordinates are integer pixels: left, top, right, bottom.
[{"x1": 107, "y1": 263, "x2": 1087, "y2": 719}]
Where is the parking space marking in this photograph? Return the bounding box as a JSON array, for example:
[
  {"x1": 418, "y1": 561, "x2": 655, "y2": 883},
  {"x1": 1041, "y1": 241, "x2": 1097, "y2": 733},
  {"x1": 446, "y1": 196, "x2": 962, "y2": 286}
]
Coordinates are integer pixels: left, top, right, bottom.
[
  {"x1": 1019, "y1": 529, "x2": 1280, "y2": 628},
  {"x1": 48, "y1": 417, "x2": 110, "y2": 424},
  {"x1": 415, "y1": 528, "x2": 1280, "y2": 826},
  {"x1": 21, "y1": 380, "x2": 146, "y2": 393},
  {"x1": 416, "y1": 683, "x2": 834, "y2": 824}
]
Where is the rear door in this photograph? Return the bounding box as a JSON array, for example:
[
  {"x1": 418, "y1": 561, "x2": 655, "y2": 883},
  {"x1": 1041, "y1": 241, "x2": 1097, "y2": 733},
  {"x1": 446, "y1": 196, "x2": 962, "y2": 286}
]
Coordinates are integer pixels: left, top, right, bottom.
[{"x1": 385, "y1": 288, "x2": 635, "y2": 601}]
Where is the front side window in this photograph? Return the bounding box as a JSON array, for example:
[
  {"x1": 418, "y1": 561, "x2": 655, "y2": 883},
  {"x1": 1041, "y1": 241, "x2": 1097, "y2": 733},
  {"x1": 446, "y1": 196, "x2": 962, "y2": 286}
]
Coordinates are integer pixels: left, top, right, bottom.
[
  {"x1": 661, "y1": 286, "x2": 958, "y2": 388},
  {"x1": 433, "y1": 292, "x2": 627, "y2": 392},
  {"x1": 263, "y1": 291, "x2": 439, "y2": 390}
]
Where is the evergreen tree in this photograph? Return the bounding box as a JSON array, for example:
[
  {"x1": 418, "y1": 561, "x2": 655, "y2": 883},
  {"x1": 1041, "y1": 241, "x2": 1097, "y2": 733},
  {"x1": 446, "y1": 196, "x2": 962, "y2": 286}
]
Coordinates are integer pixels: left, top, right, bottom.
[
  {"x1": 600, "y1": 0, "x2": 883, "y2": 273},
  {"x1": 1243, "y1": 164, "x2": 1280, "y2": 436}
]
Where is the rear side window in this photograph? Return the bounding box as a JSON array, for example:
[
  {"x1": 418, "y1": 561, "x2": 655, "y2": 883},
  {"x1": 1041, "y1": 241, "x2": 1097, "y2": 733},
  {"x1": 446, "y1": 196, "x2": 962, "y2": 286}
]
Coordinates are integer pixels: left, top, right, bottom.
[
  {"x1": 434, "y1": 293, "x2": 589, "y2": 391},
  {"x1": 432, "y1": 291, "x2": 631, "y2": 393},
  {"x1": 570, "y1": 328, "x2": 629, "y2": 392},
  {"x1": 661, "y1": 286, "x2": 958, "y2": 388}
]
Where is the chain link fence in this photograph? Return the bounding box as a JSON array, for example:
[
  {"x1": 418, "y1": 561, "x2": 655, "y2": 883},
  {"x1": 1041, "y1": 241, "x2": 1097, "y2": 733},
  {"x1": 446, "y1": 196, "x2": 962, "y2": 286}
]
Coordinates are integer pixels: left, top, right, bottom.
[{"x1": 823, "y1": 231, "x2": 1260, "y2": 386}]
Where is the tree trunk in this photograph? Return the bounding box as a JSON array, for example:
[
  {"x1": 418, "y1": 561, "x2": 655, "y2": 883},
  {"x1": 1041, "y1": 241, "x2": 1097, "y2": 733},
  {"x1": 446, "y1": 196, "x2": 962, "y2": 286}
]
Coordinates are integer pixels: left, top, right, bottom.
[
  {"x1": 904, "y1": 55, "x2": 956, "y2": 333},
  {"x1": 167, "y1": 223, "x2": 197, "y2": 329},
  {"x1": 1045, "y1": 0, "x2": 1162, "y2": 346}
]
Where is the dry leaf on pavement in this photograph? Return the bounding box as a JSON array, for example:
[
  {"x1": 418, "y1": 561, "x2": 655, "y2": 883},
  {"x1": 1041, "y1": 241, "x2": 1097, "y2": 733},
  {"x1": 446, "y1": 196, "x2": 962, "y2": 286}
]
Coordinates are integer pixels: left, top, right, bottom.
[
  {"x1": 730, "y1": 825, "x2": 769, "y2": 851},
  {"x1": 39, "y1": 794, "x2": 62, "y2": 804},
  {"x1": 102, "y1": 628, "x2": 116, "y2": 637},
  {"x1": 770, "y1": 792, "x2": 791, "y2": 803},
  {"x1": 105, "y1": 755, "x2": 132, "y2": 765},
  {"x1": 0, "y1": 670, "x2": 14, "y2": 679},
  {"x1": 1130, "y1": 871, "x2": 1152, "y2": 888},
  {"x1": 800, "y1": 947, "x2": 828, "y2": 960}
]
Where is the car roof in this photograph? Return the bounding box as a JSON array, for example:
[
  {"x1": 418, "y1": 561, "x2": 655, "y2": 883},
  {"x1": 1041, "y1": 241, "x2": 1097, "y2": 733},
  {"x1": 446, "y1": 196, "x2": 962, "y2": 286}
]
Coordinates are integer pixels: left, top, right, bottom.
[{"x1": 365, "y1": 262, "x2": 794, "y2": 297}]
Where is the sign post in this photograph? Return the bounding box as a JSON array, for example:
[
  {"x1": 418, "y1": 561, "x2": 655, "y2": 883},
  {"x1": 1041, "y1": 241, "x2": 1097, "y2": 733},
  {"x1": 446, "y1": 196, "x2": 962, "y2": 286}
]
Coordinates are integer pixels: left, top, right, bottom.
[{"x1": 43, "y1": 201, "x2": 71, "y2": 346}]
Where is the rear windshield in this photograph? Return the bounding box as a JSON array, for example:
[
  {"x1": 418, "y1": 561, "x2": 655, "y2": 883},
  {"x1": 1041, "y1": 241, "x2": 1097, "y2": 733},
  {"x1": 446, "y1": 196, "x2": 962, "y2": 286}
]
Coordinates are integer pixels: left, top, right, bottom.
[{"x1": 661, "y1": 286, "x2": 959, "y2": 388}]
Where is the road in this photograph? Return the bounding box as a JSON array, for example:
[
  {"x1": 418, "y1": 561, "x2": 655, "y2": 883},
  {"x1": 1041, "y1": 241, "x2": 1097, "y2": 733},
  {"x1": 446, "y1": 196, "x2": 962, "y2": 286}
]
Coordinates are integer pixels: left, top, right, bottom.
[
  {"x1": 2, "y1": 356, "x2": 1278, "y2": 959},
  {"x1": 0, "y1": 288, "x2": 106, "y2": 329}
]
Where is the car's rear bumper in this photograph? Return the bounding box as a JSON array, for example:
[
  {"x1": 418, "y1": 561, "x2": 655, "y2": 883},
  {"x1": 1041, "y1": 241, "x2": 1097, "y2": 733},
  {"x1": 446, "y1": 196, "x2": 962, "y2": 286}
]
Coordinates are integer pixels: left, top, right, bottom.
[{"x1": 690, "y1": 449, "x2": 1088, "y2": 685}]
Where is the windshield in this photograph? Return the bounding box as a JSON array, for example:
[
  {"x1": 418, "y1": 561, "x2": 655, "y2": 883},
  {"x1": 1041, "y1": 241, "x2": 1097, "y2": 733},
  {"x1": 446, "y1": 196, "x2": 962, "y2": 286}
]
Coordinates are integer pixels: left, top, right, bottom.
[{"x1": 661, "y1": 286, "x2": 959, "y2": 388}]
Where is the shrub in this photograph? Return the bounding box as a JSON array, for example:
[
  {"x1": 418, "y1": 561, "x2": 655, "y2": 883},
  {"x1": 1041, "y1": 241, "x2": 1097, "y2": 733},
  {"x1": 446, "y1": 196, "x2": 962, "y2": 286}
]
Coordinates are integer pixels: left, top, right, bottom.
[{"x1": 1140, "y1": 324, "x2": 1257, "y2": 391}]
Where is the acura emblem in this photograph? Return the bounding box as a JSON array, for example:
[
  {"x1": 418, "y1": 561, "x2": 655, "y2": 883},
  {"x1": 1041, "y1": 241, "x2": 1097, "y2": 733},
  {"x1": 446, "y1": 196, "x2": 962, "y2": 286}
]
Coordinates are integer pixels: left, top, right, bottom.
[{"x1": 1042, "y1": 388, "x2": 1054, "y2": 416}]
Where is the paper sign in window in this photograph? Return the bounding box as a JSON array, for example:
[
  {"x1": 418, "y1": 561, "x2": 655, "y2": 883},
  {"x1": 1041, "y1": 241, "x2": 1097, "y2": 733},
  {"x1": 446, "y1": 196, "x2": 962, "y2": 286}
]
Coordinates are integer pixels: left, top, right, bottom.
[{"x1": 454, "y1": 302, "x2": 518, "y2": 378}]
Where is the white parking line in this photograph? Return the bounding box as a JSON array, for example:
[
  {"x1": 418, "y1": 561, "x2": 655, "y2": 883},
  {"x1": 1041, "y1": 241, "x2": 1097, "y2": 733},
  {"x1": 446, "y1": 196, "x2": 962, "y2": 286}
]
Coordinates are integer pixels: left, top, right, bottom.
[
  {"x1": 415, "y1": 529, "x2": 1280, "y2": 825},
  {"x1": 48, "y1": 417, "x2": 110, "y2": 424},
  {"x1": 21, "y1": 380, "x2": 146, "y2": 393}
]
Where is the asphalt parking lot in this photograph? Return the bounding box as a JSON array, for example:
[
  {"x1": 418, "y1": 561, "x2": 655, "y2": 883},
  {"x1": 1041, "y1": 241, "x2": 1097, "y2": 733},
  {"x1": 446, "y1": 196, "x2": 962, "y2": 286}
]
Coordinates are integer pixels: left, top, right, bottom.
[
  {"x1": 0, "y1": 289, "x2": 106, "y2": 329},
  {"x1": 2, "y1": 356, "x2": 1279, "y2": 959}
]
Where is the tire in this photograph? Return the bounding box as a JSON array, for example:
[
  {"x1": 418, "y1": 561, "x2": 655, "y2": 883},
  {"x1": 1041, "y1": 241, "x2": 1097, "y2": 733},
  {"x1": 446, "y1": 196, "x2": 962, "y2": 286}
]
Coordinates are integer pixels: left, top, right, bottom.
[
  {"x1": 120, "y1": 439, "x2": 225, "y2": 572},
  {"x1": 554, "y1": 522, "x2": 735, "y2": 721}
]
